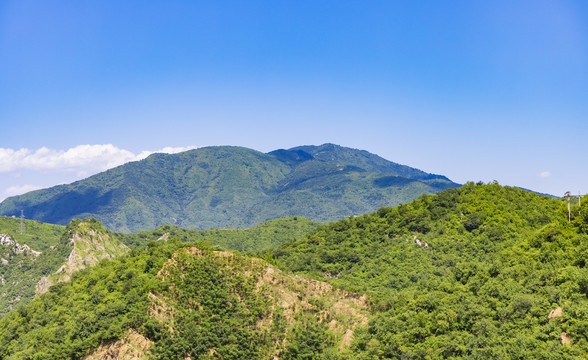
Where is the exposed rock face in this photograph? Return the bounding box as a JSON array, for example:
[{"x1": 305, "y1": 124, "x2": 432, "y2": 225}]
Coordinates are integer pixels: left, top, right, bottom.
[
  {"x1": 0, "y1": 234, "x2": 41, "y2": 257},
  {"x1": 35, "y1": 277, "x2": 52, "y2": 295},
  {"x1": 561, "y1": 332, "x2": 572, "y2": 345},
  {"x1": 36, "y1": 221, "x2": 129, "y2": 295}
]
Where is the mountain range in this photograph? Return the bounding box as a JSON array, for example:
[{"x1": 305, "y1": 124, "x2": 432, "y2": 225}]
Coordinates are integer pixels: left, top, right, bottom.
[
  {"x1": 0, "y1": 144, "x2": 458, "y2": 232},
  {"x1": 1, "y1": 183, "x2": 586, "y2": 358}
]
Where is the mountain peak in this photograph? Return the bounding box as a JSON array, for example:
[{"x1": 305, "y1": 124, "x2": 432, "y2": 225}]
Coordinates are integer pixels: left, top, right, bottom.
[{"x1": 0, "y1": 144, "x2": 458, "y2": 232}]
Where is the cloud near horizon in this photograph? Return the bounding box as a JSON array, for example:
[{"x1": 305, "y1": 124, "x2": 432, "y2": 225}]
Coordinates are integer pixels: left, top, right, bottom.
[
  {"x1": 0, "y1": 144, "x2": 198, "y2": 200},
  {"x1": 0, "y1": 144, "x2": 198, "y2": 175}
]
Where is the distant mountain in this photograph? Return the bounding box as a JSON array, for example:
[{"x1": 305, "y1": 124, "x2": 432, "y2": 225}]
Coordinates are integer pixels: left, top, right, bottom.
[{"x1": 0, "y1": 144, "x2": 459, "y2": 232}]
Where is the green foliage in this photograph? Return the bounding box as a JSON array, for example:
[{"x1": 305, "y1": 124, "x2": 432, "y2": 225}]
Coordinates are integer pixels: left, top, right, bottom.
[
  {"x1": 0, "y1": 239, "x2": 350, "y2": 359},
  {"x1": 273, "y1": 183, "x2": 588, "y2": 358},
  {"x1": 5, "y1": 182, "x2": 582, "y2": 359},
  {"x1": 0, "y1": 239, "x2": 182, "y2": 359},
  {"x1": 121, "y1": 216, "x2": 319, "y2": 253},
  {"x1": 0, "y1": 144, "x2": 459, "y2": 232},
  {"x1": 0, "y1": 216, "x2": 64, "y2": 251},
  {"x1": 0, "y1": 218, "x2": 68, "y2": 317},
  {"x1": 149, "y1": 249, "x2": 273, "y2": 359}
]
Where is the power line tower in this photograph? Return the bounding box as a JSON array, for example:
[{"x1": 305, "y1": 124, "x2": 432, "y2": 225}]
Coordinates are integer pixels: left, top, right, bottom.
[{"x1": 20, "y1": 210, "x2": 25, "y2": 235}]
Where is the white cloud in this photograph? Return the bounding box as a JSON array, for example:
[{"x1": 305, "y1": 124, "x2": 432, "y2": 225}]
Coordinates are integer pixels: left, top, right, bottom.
[
  {"x1": 135, "y1": 146, "x2": 199, "y2": 161},
  {"x1": 0, "y1": 144, "x2": 199, "y2": 175},
  {"x1": 4, "y1": 184, "x2": 43, "y2": 198},
  {"x1": 539, "y1": 171, "x2": 552, "y2": 178},
  {"x1": 0, "y1": 145, "x2": 199, "y2": 202}
]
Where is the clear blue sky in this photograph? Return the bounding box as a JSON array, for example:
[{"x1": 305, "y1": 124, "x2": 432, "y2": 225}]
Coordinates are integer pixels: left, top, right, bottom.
[{"x1": 1, "y1": 0, "x2": 587, "y2": 200}]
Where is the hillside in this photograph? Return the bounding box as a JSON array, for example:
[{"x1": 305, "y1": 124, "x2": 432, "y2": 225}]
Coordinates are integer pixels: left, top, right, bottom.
[
  {"x1": 0, "y1": 217, "x2": 65, "y2": 317},
  {"x1": 0, "y1": 216, "x2": 319, "y2": 316},
  {"x1": 0, "y1": 240, "x2": 368, "y2": 359},
  {"x1": 0, "y1": 144, "x2": 459, "y2": 232},
  {"x1": 0, "y1": 183, "x2": 586, "y2": 358},
  {"x1": 0, "y1": 218, "x2": 127, "y2": 317},
  {"x1": 121, "y1": 215, "x2": 319, "y2": 253},
  {"x1": 272, "y1": 183, "x2": 588, "y2": 358}
]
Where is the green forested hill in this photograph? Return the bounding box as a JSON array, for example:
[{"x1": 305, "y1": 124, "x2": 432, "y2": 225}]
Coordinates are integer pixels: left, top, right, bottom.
[
  {"x1": 121, "y1": 215, "x2": 319, "y2": 253},
  {"x1": 289, "y1": 143, "x2": 452, "y2": 181},
  {"x1": 0, "y1": 144, "x2": 458, "y2": 232},
  {"x1": 0, "y1": 240, "x2": 368, "y2": 359},
  {"x1": 272, "y1": 183, "x2": 588, "y2": 358},
  {"x1": 0, "y1": 183, "x2": 586, "y2": 359},
  {"x1": 0, "y1": 217, "x2": 66, "y2": 316},
  {"x1": 0, "y1": 215, "x2": 319, "y2": 317}
]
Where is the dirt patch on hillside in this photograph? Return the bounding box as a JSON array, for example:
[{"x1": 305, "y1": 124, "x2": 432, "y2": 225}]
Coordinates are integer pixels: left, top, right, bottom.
[{"x1": 84, "y1": 329, "x2": 152, "y2": 360}]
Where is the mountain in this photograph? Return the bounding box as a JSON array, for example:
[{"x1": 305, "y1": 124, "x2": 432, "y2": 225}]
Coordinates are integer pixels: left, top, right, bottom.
[
  {"x1": 35, "y1": 218, "x2": 129, "y2": 294},
  {"x1": 121, "y1": 215, "x2": 319, "y2": 253},
  {"x1": 0, "y1": 144, "x2": 459, "y2": 232},
  {"x1": 0, "y1": 218, "x2": 127, "y2": 317},
  {"x1": 2, "y1": 183, "x2": 587, "y2": 358}
]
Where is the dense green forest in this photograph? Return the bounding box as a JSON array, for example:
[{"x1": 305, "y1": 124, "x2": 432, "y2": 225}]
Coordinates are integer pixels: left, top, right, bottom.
[
  {"x1": 273, "y1": 182, "x2": 588, "y2": 358},
  {"x1": 121, "y1": 215, "x2": 319, "y2": 253},
  {"x1": 0, "y1": 144, "x2": 457, "y2": 232},
  {"x1": 0, "y1": 216, "x2": 318, "y2": 317},
  {"x1": 1, "y1": 183, "x2": 586, "y2": 359},
  {"x1": 0, "y1": 218, "x2": 67, "y2": 317},
  {"x1": 0, "y1": 239, "x2": 367, "y2": 359}
]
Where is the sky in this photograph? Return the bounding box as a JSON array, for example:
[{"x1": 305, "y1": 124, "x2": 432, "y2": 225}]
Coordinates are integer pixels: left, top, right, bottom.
[{"x1": 1, "y1": 0, "x2": 587, "y2": 202}]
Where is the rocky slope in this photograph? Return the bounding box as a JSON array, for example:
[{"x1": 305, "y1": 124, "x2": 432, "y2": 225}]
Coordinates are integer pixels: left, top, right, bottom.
[{"x1": 36, "y1": 219, "x2": 129, "y2": 294}]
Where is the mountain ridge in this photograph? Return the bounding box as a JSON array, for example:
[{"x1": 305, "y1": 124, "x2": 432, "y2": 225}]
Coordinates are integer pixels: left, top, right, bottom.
[{"x1": 0, "y1": 144, "x2": 459, "y2": 232}]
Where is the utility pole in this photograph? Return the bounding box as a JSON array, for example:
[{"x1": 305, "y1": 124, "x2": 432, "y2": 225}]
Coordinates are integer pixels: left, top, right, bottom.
[
  {"x1": 20, "y1": 210, "x2": 25, "y2": 235},
  {"x1": 565, "y1": 192, "x2": 572, "y2": 223},
  {"x1": 565, "y1": 191, "x2": 585, "y2": 222}
]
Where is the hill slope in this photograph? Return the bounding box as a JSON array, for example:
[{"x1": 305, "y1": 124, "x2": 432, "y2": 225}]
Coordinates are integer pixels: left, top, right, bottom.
[
  {"x1": 0, "y1": 144, "x2": 459, "y2": 232},
  {"x1": 1, "y1": 183, "x2": 587, "y2": 358},
  {"x1": 0, "y1": 217, "x2": 65, "y2": 316},
  {"x1": 273, "y1": 183, "x2": 588, "y2": 358},
  {"x1": 0, "y1": 241, "x2": 368, "y2": 359},
  {"x1": 0, "y1": 215, "x2": 320, "y2": 316}
]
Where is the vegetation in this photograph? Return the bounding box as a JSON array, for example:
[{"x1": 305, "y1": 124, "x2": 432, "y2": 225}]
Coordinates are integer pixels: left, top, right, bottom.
[
  {"x1": 0, "y1": 240, "x2": 366, "y2": 359},
  {"x1": 272, "y1": 182, "x2": 588, "y2": 358},
  {"x1": 0, "y1": 216, "x2": 64, "y2": 251},
  {"x1": 3, "y1": 182, "x2": 584, "y2": 359},
  {"x1": 121, "y1": 215, "x2": 318, "y2": 252},
  {"x1": 0, "y1": 144, "x2": 458, "y2": 232},
  {"x1": 0, "y1": 215, "x2": 318, "y2": 318},
  {"x1": 0, "y1": 218, "x2": 67, "y2": 317}
]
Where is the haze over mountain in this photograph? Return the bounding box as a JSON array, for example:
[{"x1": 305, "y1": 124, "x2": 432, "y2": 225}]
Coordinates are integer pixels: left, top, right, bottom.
[{"x1": 0, "y1": 144, "x2": 458, "y2": 232}]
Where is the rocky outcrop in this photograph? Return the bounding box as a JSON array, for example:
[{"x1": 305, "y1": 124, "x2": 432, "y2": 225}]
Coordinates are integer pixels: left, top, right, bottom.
[
  {"x1": 36, "y1": 221, "x2": 129, "y2": 295},
  {"x1": 0, "y1": 234, "x2": 41, "y2": 258}
]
